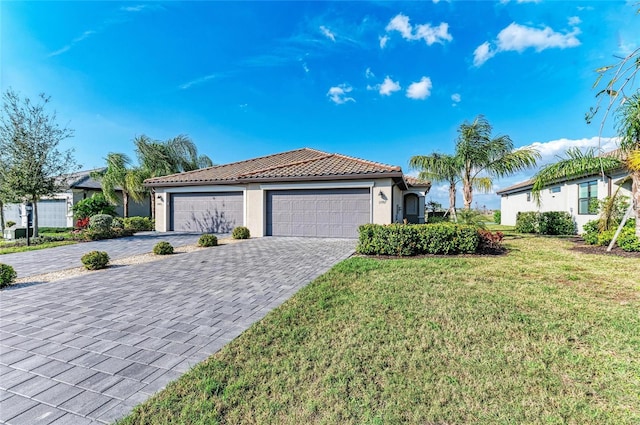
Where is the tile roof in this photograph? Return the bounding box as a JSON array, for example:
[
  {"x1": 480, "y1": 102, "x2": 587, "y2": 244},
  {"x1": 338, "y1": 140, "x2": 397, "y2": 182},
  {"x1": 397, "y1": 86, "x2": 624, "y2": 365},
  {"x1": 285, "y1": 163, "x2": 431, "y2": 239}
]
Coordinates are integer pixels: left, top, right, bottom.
[
  {"x1": 144, "y1": 148, "x2": 408, "y2": 186},
  {"x1": 57, "y1": 168, "x2": 106, "y2": 190},
  {"x1": 404, "y1": 176, "x2": 431, "y2": 189}
]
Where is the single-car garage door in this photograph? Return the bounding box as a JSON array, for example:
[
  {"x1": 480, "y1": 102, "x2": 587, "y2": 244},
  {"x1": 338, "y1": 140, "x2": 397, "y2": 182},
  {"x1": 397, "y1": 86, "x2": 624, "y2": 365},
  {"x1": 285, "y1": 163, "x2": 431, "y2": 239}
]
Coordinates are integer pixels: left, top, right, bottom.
[
  {"x1": 38, "y1": 199, "x2": 68, "y2": 228},
  {"x1": 266, "y1": 188, "x2": 370, "y2": 238},
  {"x1": 171, "y1": 192, "x2": 243, "y2": 233}
]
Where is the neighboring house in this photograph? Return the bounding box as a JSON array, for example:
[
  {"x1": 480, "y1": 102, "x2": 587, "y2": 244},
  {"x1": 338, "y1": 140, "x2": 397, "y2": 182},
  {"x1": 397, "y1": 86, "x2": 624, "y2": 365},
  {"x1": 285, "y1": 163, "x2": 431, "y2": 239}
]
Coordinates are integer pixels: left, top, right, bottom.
[
  {"x1": 2, "y1": 169, "x2": 151, "y2": 228},
  {"x1": 496, "y1": 168, "x2": 632, "y2": 233},
  {"x1": 144, "y1": 148, "x2": 431, "y2": 238}
]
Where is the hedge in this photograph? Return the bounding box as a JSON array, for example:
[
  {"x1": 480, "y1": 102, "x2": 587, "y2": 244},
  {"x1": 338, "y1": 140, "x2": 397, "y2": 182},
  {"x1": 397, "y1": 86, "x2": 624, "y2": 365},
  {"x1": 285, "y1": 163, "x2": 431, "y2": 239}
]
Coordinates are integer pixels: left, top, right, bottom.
[
  {"x1": 515, "y1": 211, "x2": 576, "y2": 235},
  {"x1": 356, "y1": 223, "x2": 480, "y2": 256}
]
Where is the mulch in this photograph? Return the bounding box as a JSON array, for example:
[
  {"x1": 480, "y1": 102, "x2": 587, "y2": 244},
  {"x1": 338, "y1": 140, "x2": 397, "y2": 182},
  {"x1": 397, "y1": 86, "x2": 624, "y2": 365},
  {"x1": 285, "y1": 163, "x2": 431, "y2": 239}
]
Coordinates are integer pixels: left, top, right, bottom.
[{"x1": 568, "y1": 236, "x2": 640, "y2": 258}]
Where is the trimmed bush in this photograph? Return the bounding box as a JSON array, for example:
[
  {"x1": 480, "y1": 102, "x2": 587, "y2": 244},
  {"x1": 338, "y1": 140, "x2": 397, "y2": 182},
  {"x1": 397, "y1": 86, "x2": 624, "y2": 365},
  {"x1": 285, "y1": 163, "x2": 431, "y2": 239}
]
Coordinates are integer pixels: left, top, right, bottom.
[
  {"x1": 515, "y1": 211, "x2": 576, "y2": 235},
  {"x1": 153, "y1": 241, "x2": 174, "y2": 255},
  {"x1": 123, "y1": 216, "x2": 154, "y2": 232},
  {"x1": 515, "y1": 212, "x2": 539, "y2": 234},
  {"x1": 617, "y1": 227, "x2": 640, "y2": 252},
  {"x1": 81, "y1": 251, "x2": 110, "y2": 270},
  {"x1": 596, "y1": 230, "x2": 616, "y2": 246},
  {"x1": 0, "y1": 263, "x2": 17, "y2": 288},
  {"x1": 198, "y1": 234, "x2": 218, "y2": 247},
  {"x1": 538, "y1": 211, "x2": 576, "y2": 235},
  {"x1": 112, "y1": 217, "x2": 125, "y2": 229},
  {"x1": 493, "y1": 210, "x2": 501, "y2": 224},
  {"x1": 357, "y1": 223, "x2": 481, "y2": 256},
  {"x1": 232, "y1": 226, "x2": 250, "y2": 239},
  {"x1": 89, "y1": 214, "x2": 113, "y2": 232},
  {"x1": 581, "y1": 220, "x2": 599, "y2": 245}
]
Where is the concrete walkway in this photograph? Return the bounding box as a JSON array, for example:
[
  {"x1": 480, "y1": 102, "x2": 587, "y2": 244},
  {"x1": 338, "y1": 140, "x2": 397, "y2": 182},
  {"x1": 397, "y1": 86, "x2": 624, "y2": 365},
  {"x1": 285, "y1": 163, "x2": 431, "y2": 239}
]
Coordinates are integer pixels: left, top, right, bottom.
[
  {"x1": 0, "y1": 237, "x2": 355, "y2": 424},
  {"x1": 0, "y1": 232, "x2": 205, "y2": 278}
]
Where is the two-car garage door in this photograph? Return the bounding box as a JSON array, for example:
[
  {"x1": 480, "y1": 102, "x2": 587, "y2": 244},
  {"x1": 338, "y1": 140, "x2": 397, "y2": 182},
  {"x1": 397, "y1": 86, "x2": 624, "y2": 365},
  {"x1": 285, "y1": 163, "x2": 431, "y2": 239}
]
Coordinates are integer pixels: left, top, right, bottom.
[{"x1": 266, "y1": 188, "x2": 370, "y2": 238}]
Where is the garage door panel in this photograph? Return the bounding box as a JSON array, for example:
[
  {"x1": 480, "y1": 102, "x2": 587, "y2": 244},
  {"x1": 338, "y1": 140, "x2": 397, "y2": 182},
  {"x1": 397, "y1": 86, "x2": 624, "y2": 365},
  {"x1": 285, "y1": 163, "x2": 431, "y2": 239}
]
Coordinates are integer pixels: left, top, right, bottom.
[
  {"x1": 266, "y1": 188, "x2": 370, "y2": 238},
  {"x1": 171, "y1": 192, "x2": 243, "y2": 233}
]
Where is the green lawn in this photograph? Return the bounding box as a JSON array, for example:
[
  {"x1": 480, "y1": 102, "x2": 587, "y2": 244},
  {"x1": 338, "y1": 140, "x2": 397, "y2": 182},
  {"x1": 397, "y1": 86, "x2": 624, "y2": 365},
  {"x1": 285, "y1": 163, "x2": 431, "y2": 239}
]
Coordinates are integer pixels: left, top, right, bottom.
[
  {"x1": 0, "y1": 230, "x2": 77, "y2": 255},
  {"x1": 120, "y1": 235, "x2": 640, "y2": 425}
]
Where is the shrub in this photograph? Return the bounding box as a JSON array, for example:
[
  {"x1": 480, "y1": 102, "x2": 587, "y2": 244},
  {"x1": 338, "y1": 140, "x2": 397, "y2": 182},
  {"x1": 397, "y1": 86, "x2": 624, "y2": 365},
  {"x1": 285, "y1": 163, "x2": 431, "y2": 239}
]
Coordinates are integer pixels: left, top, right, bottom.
[
  {"x1": 232, "y1": 226, "x2": 250, "y2": 239},
  {"x1": 596, "y1": 230, "x2": 616, "y2": 246},
  {"x1": 112, "y1": 217, "x2": 125, "y2": 229},
  {"x1": 0, "y1": 264, "x2": 17, "y2": 288},
  {"x1": 5, "y1": 221, "x2": 16, "y2": 228},
  {"x1": 89, "y1": 214, "x2": 113, "y2": 232},
  {"x1": 81, "y1": 251, "x2": 109, "y2": 270},
  {"x1": 426, "y1": 215, "x2": 448, "y2": 224},
  {"x1": 457, "y1": 209, "x2": 487, "y2": 229},
  {"x1": 581, "y1": 220, "x2": 600, "y2": 245},
  {"x1": 617, "y1": 228, "x2": 640, "y2": 252},
  {"x1": 477, "y1": 230, "x2": 505, "y2": 253},
  {"x1": 515, "y1": 212, "x2": 539, "y2": 234},
  {"x1": 123, "y1": 216, "x2": 154, "y2": 232},
  {"x1": 72, "y1": 193, "x2": 117, "y2": 219},
  {"x1": 153, "y1": 241, "x2": 174, "y2": 255},
  {"x1": 198, "y1": 234, "x2": 218, "y2": 247},
  {"x1": 76, "y1": 227, "x2": 134, "y2": 241},
  {"x1": 357, "y1": 223, "x2": 480, "y2": 256},
  {"x1": 493, "y1": 210, "x2": 501, "y2": 224},
  {"x1": 538, "y1": 211, "x2": 576, "y2": 235},
  {"x1": 75, "y1": 217, "x2": 90, "y2": 230}
]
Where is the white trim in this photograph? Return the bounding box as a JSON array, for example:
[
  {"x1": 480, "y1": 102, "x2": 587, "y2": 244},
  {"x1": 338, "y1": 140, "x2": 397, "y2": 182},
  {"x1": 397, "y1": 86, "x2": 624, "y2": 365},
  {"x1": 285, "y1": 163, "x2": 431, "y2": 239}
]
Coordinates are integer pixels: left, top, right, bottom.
[
  {"x1": 259, "y1": 181, "x2": 375, "y2": 190},
  {"x1": 164, "y1": 185, "x2": 246, "y2": 193}
]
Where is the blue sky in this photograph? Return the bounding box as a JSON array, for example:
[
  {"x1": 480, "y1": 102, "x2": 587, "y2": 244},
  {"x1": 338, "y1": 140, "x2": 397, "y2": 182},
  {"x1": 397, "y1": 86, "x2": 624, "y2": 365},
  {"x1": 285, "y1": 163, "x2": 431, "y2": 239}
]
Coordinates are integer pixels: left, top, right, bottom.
[{"x1": 2, "y1": 1, "x2": 638, "y2": 209}]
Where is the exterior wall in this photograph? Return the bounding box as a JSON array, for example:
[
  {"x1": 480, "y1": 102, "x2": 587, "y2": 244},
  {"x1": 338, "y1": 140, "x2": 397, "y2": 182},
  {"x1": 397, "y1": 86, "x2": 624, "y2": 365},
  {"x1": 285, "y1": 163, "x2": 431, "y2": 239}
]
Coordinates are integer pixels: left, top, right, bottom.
[
  {"x1": 500, "y1": 171, "x2": 631, "y2": 233},
  {"x1": 153, "y1": 178, "x2": 401, "y2": 236}
]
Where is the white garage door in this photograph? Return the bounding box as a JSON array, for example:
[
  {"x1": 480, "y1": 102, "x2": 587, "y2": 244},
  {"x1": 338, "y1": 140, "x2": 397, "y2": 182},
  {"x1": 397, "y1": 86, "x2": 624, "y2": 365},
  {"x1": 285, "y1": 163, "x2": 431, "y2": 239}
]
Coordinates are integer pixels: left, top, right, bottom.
[
  {"x1": 170, "y1": 192, "x2": 243, "y2": 233},
  {"x1": 266, "y1": 188, "x2": 370, "y2": 238},
  {"x1": 37, "y1": 199, "x2": 68, "y2": 228}
]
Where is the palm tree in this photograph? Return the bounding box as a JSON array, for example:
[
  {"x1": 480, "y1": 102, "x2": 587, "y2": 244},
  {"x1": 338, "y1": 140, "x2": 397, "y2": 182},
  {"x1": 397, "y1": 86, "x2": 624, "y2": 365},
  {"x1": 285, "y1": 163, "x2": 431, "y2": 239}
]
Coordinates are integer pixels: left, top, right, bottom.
[
  {"x1": 134, "y1": 134, "x2": 213, "y2": 218},
  {"x1": 456, "y1": 115, "x2": 540, "y2": 210},
  {"x1": 92, "y1": 153, "x2": 146, "y2": 218},
  {"x1": 409, "y1": 153, "x2": 461, "y2": 222},
  {"x1": 533, "y1": 94, "x2": 640, "y2": 238}
]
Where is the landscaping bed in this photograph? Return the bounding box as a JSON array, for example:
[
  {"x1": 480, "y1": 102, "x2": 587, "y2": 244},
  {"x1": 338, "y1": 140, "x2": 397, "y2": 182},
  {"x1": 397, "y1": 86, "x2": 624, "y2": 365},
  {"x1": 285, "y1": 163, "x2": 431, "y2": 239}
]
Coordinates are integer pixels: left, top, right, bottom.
[
  {"x1": 120, "y1": 235, "x2": 640, "y2": 425},
  {"x1": 570, "y1": 236, "x2": 640, "y2": 258}
]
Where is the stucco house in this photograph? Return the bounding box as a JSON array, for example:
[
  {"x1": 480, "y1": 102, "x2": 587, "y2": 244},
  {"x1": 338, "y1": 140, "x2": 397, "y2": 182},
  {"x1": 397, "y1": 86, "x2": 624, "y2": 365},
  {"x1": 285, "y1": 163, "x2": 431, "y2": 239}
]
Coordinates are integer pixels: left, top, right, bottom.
[
  {"x1": 144, "y1": 148, "x2": 431, "y2": 238},
  {"x1": 496, "y1": 167, "x2": 631, "y2": 233},
  {"x1": 2, "y1": 169, "x2": 151, "y2": 228}
]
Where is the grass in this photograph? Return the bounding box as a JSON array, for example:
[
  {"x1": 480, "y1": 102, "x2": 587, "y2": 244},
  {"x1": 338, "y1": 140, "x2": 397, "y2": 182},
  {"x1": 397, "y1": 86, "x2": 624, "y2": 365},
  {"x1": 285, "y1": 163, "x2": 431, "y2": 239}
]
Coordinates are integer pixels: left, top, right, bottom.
[
  {"x1": 120, "y1": 234, "x2": 640, "y2": 425},
  {"x1": 0, "y1": 229, "x2": 77, "y2": 255}
]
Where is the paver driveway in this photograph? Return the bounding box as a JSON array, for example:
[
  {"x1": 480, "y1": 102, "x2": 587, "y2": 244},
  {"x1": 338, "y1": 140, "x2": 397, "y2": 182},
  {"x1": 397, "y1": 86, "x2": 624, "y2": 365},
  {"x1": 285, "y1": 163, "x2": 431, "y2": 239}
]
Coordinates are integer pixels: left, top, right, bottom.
[
  {"x1": 1, "y1": 232, "x2": 204, "y2": 278},
  {"x1": 0, "y1": 237, "x2": 355, "y2": 424}
]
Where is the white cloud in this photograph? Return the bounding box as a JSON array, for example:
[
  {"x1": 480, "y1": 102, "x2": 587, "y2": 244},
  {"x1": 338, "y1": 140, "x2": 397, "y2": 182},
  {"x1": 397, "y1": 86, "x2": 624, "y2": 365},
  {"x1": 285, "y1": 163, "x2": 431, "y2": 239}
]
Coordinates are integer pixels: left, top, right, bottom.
[
  {"x1": 319, "y1": 25, "x2": 336, "y2": 42},
  {"x1": 568, "y1": 16, "x2": 582, "y2": 26},
  {"x1": 365, "y1": 67, "x2": 375, "y2": 79},
  {"x1": 406, "y1": 77, "x2": 432, "y2": 100},
  {"x1": 524, "y1": 136, "x2": 619, "y2": 167},
  {"x1": 473, "y1": 42, "x2": 496, "y2": 66},
  {"x1": 327, "y1": 84, "x2": 355, "y2": 104},
  {"x1": 179, "y1": 73, "x2": 216, "y2": 90},
  {"x1": 48, "y1": 30, "x2": 97, "y2": 57},
  {"x1": 121, "y1": 5, "x2": 148, "y2": 12},
  {"x1": 379, "y1": 76, "x2": 401, "y2": 96},
  {"x1": 302, "y1": 62, "x2": 309, "y2": 73},
  {"x1": 379, "y1": 35, "x2": 389, "y2": 49},
  {"x1": 451, "y1": 93, "x2": 461, "y2": 103},
  {"x1": 473, "y1": 22, "x2": 580, "y2": 67},
  {"x1": 500, "y1": 0, "x2": 541, "y2": 3},
  {"x1": 385, "y1": 13, "x2": 452, "y2": 46}
]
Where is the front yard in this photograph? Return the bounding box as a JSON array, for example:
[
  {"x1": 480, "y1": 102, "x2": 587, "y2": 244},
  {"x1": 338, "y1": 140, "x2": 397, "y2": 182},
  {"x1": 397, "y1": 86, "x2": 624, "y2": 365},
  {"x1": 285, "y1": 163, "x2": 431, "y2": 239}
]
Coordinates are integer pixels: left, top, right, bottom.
[{"x1": 120, "y1": 234, "x2": 640, "y2": 424}]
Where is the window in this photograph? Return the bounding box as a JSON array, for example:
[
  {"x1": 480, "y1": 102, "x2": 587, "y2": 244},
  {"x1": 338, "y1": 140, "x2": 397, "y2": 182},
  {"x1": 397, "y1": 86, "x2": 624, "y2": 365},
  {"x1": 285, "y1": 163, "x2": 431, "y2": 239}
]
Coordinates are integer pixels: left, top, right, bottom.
[
  {"x1": 526, "y1": 193, "x2": 531, "y2": 202},
  {"x1": 550, "y1": 186, "x2": 561, "y2": 193},
  {"x1": 578, "y1": 181, "x2": 598, "y2": 214}
]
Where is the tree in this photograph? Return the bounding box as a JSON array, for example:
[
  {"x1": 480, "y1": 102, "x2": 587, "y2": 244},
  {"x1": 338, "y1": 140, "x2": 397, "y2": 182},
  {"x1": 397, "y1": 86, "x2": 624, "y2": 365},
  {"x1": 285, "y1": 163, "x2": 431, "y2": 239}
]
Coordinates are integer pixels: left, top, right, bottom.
[
  {"x1": 456, "y1": 115, "x2": 540, "y2": 210},
  {"x1": 616, "y1": 93, "x2": 640, "y2": 237},
  {"x1": 91, "y1": 153, "x2": 146, "y2": 218},
  {"x1": 409, "y1": 153, "x2": 461, "y2": 222},
  {"x1": 134, "y1": 134, "x2": 213, "y2": 218},
  {"x1": 0, "y1": 89, "x2": 78, "y2": 236}
]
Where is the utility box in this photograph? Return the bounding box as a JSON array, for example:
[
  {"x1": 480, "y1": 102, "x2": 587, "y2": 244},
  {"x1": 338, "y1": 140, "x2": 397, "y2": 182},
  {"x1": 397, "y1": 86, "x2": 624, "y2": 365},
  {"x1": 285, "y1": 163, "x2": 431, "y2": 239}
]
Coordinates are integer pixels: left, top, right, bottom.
[{"x1": 4, "y1": 227, "x2": 33, "y2": 240}]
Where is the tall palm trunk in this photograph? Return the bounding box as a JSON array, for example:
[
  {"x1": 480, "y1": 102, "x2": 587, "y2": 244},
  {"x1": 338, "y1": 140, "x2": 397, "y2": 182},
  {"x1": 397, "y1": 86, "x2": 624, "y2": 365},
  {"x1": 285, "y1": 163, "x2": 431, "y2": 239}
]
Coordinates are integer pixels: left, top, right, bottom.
[
  {"x1": 449, "y1": 182, "x2": 458, "y2": 222},
  {"x1": 0, "y1": 199, "x2": 4, "y2": 231},
  {"x1": 123, "y1": 191, "x2": 129, "y2": 218},
  {"x1": 463, "y1": 182, "x2": 473, "y2": 210},
  {"x1": 632, "y1": 170, "x2": 640, "y2": 238}
]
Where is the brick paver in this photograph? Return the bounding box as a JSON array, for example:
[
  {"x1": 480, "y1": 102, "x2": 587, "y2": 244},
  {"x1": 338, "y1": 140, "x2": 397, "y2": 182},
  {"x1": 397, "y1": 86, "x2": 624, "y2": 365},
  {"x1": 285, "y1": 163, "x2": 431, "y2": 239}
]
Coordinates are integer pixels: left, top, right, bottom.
[
  {"x1": 0, "y1": 237, "x2": 355, "y2": 424},
  {"x1": 1, "y1": 232, "x2": 205, "y2": 278}
]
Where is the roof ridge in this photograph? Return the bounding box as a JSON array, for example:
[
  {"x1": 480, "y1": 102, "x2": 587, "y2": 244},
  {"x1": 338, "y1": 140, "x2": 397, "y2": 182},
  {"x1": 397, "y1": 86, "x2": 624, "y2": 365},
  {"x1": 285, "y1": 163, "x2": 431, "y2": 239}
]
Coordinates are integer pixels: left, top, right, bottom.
[
  {"x1": 331, "y1": 152, "x2": 401, "y2": 172},
  {"x1": 237, "y1": 153, "x2": 334, "y2": 178},
  {"x1": 145, "y1": 147, "x2": 328, "y2": 182}
]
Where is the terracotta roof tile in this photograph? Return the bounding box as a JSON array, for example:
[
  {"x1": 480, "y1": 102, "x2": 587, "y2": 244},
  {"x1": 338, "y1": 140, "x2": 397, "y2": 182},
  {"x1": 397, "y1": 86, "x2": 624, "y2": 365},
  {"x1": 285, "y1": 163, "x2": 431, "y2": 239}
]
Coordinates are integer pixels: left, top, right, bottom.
[
  {"x1": 404, "y1": 176, "x2": 431, "y2": 189},
  {"x1": 145, "y1": 148, "x2": 404, "y2": 186}
]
